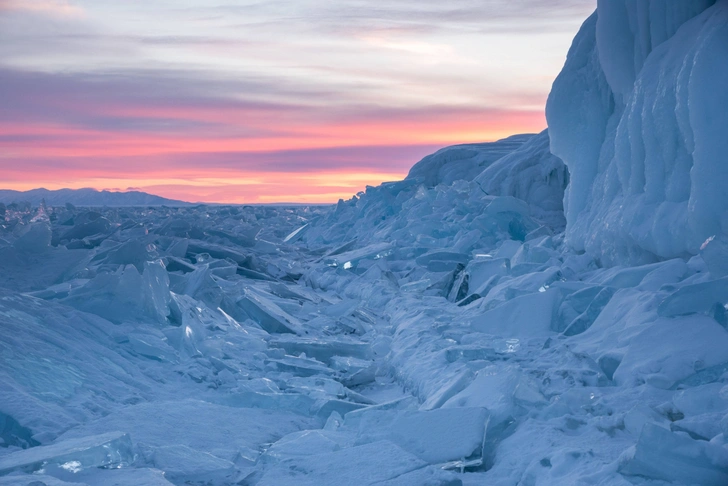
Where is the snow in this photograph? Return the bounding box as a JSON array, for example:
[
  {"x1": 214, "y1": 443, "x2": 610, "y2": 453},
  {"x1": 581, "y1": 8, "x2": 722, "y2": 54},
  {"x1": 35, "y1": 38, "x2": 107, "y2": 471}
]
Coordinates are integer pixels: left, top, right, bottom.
[{"x1": 1, "y1": 2, "x2": 728, "y2": 485}]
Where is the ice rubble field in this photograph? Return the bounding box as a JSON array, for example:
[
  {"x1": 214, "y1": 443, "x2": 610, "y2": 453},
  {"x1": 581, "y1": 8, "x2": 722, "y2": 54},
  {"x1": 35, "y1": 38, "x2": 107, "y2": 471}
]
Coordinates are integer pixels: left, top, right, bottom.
[{"x1": 1, "y1": 1, "x2": 728, "y2": 485}]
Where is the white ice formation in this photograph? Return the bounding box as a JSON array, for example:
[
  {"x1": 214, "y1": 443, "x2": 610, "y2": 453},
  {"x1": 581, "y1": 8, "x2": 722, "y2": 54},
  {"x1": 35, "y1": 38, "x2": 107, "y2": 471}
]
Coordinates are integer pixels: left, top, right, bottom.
[
  {"x1": 547, "y1": 0, "x2": 728, "y2": 264},
  {"x1": 1, "y1": 1, "x2": 728, "y2": 485}
]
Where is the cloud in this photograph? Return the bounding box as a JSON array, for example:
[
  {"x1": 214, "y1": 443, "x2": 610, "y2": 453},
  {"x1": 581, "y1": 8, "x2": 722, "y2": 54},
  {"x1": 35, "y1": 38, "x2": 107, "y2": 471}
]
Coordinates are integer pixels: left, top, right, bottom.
[{"x1": 0, "y1": 0, "x2": 84, "y2": 17}]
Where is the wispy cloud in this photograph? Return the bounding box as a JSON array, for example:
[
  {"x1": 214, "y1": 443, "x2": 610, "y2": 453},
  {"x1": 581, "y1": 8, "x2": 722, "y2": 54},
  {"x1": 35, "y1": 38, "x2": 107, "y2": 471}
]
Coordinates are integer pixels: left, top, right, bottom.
[{"x1": 0, "y1": 0, "x2": 84, "y2": 17}]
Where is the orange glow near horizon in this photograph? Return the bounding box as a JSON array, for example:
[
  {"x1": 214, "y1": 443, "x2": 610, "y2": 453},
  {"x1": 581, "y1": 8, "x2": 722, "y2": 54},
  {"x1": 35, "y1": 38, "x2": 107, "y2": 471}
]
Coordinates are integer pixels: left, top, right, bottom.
[
  {"x1": 1, "y1": 107, "x2": 546, "y2": 203},
  {"x1": 0, "y1": 170, "x2": 410, "y2": 204}
]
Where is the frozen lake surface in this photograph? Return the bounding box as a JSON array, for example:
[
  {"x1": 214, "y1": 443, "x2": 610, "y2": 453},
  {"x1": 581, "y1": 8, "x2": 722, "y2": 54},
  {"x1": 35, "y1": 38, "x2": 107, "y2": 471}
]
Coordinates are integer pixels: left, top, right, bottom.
[{"x1": 2, "y1": 0, "x2": 728, "y2": 484}]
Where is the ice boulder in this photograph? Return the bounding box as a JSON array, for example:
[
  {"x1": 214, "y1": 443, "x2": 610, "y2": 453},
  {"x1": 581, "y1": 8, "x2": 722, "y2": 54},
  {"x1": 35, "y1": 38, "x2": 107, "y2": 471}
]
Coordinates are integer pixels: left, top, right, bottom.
[{"x1": 547, "y1": 1, "x2": 728, "y2": 264}]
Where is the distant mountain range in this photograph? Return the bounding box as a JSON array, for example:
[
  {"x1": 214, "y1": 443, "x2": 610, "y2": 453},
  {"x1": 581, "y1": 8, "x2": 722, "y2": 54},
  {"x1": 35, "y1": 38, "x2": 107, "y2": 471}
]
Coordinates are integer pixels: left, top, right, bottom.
[{"x1": 0, "y1": 188, "x2": 191, "y2": 207}]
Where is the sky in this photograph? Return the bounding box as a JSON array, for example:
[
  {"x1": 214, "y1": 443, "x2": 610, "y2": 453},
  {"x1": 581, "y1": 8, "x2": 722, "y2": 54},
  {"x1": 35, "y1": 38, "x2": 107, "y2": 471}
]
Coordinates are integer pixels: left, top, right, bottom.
[{"x1": 0, "y1": 0, "x2": 595, "y2": 204}]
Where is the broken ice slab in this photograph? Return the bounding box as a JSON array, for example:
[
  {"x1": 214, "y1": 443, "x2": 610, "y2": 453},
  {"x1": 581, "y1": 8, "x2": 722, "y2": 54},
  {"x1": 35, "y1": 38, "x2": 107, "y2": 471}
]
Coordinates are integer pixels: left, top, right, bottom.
[
  {"x1": 622, "y1": 404, "x2": 670, "y2": 437},
  {"x1": 589, "y1": 261, "x2": 670, "y2": 289},
  {"x1": 321, "y1": 242, "x2": 393, "y2": 269},
  {"x1": 256, "y1": 440, "x2": 426, "y2": 486},
  {"x1": 341, "y1": 364, "x2": 379, "y2": 387},
  {"x1": 27, "y1": 279, "x2": 89, "y2": 300},
  {"x1": 127, "y1": 333, "x2": 177, "y2": 362},
  {"x1": 58, "y1": 214, "x2": 111, "y2": 242},
  {"x1": 420, "y1": 368, "x2": 475, "y2": 411},
  {"x1": 384, "y1": 465, "x2": 464, "y2": 485},
  {"x1": 441, "y1": 366, "x2": 545, "y2": 429},
  {"x1": 354, "y1": 407, "x2": 489, "y2": 465},
  {"x1": 186, "y1": 241, "x2": 251, "y2": 266},
  {"x1": 447, "y1": 269, "x2": 469, "y2": 302},
  {"x1": 268, "y1": 336, "x2": 371, "y2": 364},
  {"x1": 325, "y1": 239, "x2": 358, "y2": 257},
  {"x1": 13, "y1": 221, "x2": 51, "y2": 253},
  {"x1": 344, "y1": 397, "x2": 419, "y2": 426},
  {"x1": 149, "y1": 444, "x2": 237, "y2": 485},
  {"x1": 104, "y1": 239, "x2": 157, "y2": 272},
  {"x1": 283, "y1": 223, "x2": 309, "y2": 243},
  {"x1": 0, "y1": 431, "x2": 133, "y2": 476},
  {"x1": 555, "y1": 285, "x2": 605, "y2": 331},
  {"x1": 618, "y1": 423, "x2": 728, "y2": 485},
  {"x1": 268, "y1": 282, "x2": 322, "y2": 303},
  {"x1": 236, "y1": 288, "x2": 303, "y2": 334},
  {"x1": 563, "y1": 287, "x2": 615, "y2": 336},
  {"x1": 314, "y1": 399, "x2": 368, "y2": 419},
  {"x1": 236, "y1": 266, "x2": 276, "y2": 281},
  {"x1": 470, "y1": 289, "x2": 559, "y2": 337},
  {"x1": 164, "y1": 256, "x2": 196, "y2": 273},
  {"x1": 657, "y1": 276, "x2": 728, "y2": 317},
  {"x1": 466, "y1": 257, "x2": 510, "y2": 294},
  {"x1": 701, "y1": 235, "x2": 728, "y2": 278},
  {"x1": 400, "y1": 278, "x2": 431, "y2": 292},
  {"x1": 266, "y1": 355, "x2": 335, "y2": 377},
  {"x1": 61, "y1": 262, "x2": 171, "y2": 325},
  {"x1": 261, "y1": 429, "x2": 350, "y2": 464},
  {"x1": 205, "y1": 227, "x2": 259, "y2": 248},
  {"x1": 415, "y1": 250, "x2": 470, "y2": 272},
  {"x1": 444, "y1": 345, "x2": 499, "y2": 363},
  {"x1": 49, "y1": 467, "x2": 176, "y2": 486},
  {"x1": 217, "y1": 391, "x2": 316, "y2": 415}
]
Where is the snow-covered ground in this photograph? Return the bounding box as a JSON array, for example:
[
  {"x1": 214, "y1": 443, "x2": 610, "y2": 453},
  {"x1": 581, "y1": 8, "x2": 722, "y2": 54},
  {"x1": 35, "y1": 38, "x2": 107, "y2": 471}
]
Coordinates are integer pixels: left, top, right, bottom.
[{"x1": 2, "y1": 1, "x2": 728, "y2": 485}]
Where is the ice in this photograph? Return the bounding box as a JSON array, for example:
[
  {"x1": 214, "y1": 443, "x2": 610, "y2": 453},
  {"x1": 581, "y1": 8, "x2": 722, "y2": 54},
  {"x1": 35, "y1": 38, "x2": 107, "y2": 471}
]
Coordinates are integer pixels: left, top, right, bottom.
[
  {"x1": 701, "y1": 235, "x2": 728, "y2": 278},
  {"x1": 56, "y1": 212, "x2": 111, "y2": 245},
  {"x1": 562, "y1": 287, "x2": 614, "y2": 336},
  {"x1": 0, "y1": 432, "x2": 132, "y2": 475},
  {"x1": 622, "y1": 404, "x2": 669, "y2": 438},
  {"x1": 475, "y1": 130, "x2": 568, "y2": 229},
  {"x1": 353, "y1": 407, "x2": 489, "y2": 465},
  {"x1": 256, "y1": 440, "x2": 426, "y2": 486},
  {"x1": 2, "y1": 3, "x2": 728, "y2": 483},
  {"x1": 261, "y1": 429, "x2": 347, "y2": 463},
  {"x1": 471, "y1": 289, "x2": 559, "y2": 337},
  {"x1": 657, "y1": 276, "x2": 728, "y2": 317},
  {"x1": 613, "y1": 316, "x2": 728, "y2": 389},
  {"x1": 322, "y1": 242, "x2": 393, "y2": 269},
  {"x1": 547, "y1": 1, "x2": 728, "y2": 264},
  {"x1": 127, "y1": 333, "x2": 177, "y2": 362},
  {"x1": 618, "y1": 424, "x2": 728, "y2": 485},
  {"x1": 13, "y1": 220, "x2": 51, "y2": 253},
  {"x1": 147, "y1": 445, "x2": 237, "y2": 485},
  {"x1": 61, "y1": 262, "x2": 170, "y2": 324},
  {"x1": 415, "y1": 250, "x2": 470, "y2": 272},
  {"x1": 236, "y1": 288, "x2": 303, "y2": 334},
  {"x1": 406, "y1": 134, "x2": 533, "y2": 187},
  {"x1": 269, "y1": 337, "x2": 371, "y2": 363}
]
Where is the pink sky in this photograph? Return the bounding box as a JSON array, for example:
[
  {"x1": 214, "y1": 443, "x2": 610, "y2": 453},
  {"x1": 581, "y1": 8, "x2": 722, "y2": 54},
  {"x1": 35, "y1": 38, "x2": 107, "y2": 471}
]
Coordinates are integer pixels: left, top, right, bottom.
[{"x1": 0, "y1": 0, "x2": 595, "y2": 203}]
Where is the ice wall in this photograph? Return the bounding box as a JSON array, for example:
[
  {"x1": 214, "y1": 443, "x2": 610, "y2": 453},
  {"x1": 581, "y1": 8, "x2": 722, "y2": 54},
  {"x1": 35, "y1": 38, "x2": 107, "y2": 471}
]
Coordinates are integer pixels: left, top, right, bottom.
[{"x1": 546, "y1": 0, "x2": 728, "y2": 265}]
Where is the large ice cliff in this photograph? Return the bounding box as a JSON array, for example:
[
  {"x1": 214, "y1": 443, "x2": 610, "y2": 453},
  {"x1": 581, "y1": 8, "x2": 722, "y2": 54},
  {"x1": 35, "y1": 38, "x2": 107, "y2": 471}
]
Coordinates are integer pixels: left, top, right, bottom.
[{"x1": 547, "y1": 0, "x2": 728, "y2": 265}]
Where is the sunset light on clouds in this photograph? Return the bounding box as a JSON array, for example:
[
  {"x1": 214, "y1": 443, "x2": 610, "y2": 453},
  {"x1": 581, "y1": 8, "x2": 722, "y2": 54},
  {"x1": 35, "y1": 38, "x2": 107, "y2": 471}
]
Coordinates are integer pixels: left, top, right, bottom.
[{"x1": 0, "y1": 0, "x2": 595, "y2": 203}]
